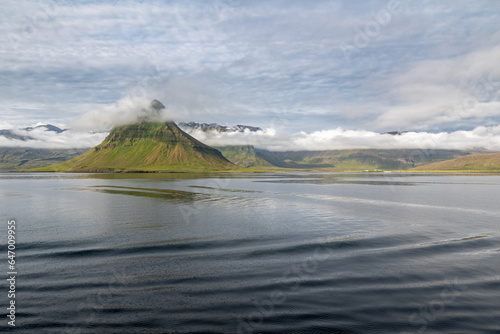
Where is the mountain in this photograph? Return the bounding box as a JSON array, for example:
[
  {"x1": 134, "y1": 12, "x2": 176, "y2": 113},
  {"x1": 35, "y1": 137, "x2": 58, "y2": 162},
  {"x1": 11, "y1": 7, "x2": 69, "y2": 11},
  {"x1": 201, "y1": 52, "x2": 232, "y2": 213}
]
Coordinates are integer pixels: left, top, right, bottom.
[
  {"x1": 412, "y1": 152, "x2": 500, "y2": 172},
  {"x1": 215, "y1": 145, "x2": 274, "y2": 168},
  {"x1": 205, "y1": 144, "x2": 477, "y2": 171},
  {"x1": 383, "y1": 131, "x2": 411, "y2": 136},
  {"x1": 11, "y1": 107, "x2": 496, "y2": 173},
  {"x1": 179, "y1": 122, "x2": 262, "y2": 133},
  {"x1": 178, "y1": 123, "x2": 479, "y2": 170},
  {"x1": 0, "y1": 148, "x2": 86, "y2": 171},
  {"x1": 30, "y1": 101, "x2": 236, "y2": 172},
  {"x1": 214, "y1": 147, "x2": 471, "y2": 170},
  {"x1": 24, "y1": 124, "x2": 66, "y2": 133},
  {"x1": 0, "y1": 130, "x2": 27, "y2": 141},
  {"x1": 32, "y1": 122, "x2": 235, "y2": 172},
  {"x1": 0, "y1": 124, "x2": 65, "y2": 141}
]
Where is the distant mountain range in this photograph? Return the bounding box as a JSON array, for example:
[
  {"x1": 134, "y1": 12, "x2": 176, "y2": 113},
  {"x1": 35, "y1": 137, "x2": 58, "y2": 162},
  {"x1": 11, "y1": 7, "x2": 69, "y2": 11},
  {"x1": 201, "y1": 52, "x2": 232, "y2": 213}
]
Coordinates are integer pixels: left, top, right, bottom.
[
  {"x1": 179, "y1": 123, "x2": 411, "y2": 136},
  {"x1": 8, "y1": 143, "x2": 487, "y2": 172},
  {"x1": 178, "y1": 122, "x2": 262, "y2": 133},
  {"x1": 251, "y1": 148, "x2": 477, "y2": 170},
  {"x1": 2, "y1": 100, "x2": 500, "y2": 172},
  {"x1": 175, "y1": 123, "x2": 497, "y2": 171},
  {"x1": 0, "y1": 147, "x2": 86, "y2": 171},
  {"x1": 0, "y1": 124, "x2": 65, "y2": 141}
]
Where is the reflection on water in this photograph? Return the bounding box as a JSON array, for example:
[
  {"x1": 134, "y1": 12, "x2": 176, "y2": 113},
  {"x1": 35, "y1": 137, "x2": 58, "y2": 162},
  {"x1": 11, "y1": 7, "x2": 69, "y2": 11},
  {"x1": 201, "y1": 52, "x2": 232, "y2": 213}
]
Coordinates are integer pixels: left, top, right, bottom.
[
  {"x1": 0, "y1": 172, "x2": 499, "y2": 333},
  {"x1": 86, "y1": 185, "x2": 212, "y2": 202}
]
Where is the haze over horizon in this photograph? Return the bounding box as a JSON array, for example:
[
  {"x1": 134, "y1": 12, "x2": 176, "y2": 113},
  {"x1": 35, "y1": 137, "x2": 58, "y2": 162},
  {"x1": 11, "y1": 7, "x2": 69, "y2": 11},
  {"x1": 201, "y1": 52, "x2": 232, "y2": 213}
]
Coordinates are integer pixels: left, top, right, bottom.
[{"x1": 1, "y1": 0, "x2": 500, "y2": 150}]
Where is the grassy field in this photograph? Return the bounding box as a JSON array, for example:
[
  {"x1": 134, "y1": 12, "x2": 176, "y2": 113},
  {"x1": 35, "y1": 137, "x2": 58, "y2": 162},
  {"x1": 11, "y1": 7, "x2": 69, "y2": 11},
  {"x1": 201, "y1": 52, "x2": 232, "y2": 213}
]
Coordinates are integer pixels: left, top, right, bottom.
[{"x1": 412, "y1": 152, "x2": 500, "y2": 172}]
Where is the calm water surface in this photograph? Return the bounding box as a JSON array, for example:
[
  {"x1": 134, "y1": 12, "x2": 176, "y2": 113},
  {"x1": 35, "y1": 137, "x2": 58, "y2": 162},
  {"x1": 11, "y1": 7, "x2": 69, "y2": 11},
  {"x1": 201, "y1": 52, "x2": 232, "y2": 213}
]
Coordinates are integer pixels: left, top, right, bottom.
[{"x1": 0, "y1": 172, "x2": 499, "y2": 333}]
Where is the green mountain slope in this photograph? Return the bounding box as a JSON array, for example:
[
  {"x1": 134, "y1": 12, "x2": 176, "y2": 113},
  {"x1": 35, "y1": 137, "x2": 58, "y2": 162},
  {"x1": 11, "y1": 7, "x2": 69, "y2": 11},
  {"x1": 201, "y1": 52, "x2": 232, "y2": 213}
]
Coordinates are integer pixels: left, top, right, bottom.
[
  {"x1": 32, "y1": 122, "x2": 235, "y2": 172},
  {"x1": 215, "y1": 145, "x2": 275, "y2": 168},
  {"x1": 254, "y1": 149, "x2": 473, "y2": 170},
  {"x1": 0, "y1": 148, "x2": 87, "y2": 171},
  {"x1": 412, "y1": 152, "x2": 500, "y2": 171}
]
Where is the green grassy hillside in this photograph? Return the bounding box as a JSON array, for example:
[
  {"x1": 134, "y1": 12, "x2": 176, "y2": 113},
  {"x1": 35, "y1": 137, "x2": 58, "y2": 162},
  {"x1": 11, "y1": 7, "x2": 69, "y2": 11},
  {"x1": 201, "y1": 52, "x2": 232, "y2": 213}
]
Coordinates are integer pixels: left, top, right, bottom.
[
  {"x1": 31, "y1": 122, "x2": 236, "y2": 172},
  {"x1": 254, "y1": 149, "x2": 473, "y2": 171},
  {"x1": 0, "y1": 148, "x2": 87, "y2": 171},
  {"x1": 412, "y1": 152, "x2": 500, "y2": 172},
  {"x1": 215, "y1": 145, "x2": 275, "y2": 168}
]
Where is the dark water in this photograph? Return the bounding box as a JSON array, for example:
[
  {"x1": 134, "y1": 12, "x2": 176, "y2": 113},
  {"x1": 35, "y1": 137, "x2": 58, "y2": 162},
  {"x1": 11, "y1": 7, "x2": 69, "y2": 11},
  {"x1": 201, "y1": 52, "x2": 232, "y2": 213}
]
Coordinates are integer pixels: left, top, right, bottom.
[{"x1": 1, "y1": 172, "x2": 499, "y2": 334}]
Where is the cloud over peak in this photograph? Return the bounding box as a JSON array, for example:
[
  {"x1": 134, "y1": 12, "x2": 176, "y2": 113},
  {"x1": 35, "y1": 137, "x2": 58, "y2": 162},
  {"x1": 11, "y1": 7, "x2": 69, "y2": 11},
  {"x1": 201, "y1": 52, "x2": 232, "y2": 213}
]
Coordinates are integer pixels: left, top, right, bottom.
[{"x1": 69, "y1": 97, "x2": 186, "y2": 132}]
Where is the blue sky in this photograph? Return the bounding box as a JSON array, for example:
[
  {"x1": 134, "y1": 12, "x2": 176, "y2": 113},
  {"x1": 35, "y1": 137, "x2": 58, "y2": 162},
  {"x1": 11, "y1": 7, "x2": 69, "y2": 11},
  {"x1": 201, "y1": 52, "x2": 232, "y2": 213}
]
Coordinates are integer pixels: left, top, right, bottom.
[{"x1": 1, "y1": 0, "x2": 500, "y2": 150}]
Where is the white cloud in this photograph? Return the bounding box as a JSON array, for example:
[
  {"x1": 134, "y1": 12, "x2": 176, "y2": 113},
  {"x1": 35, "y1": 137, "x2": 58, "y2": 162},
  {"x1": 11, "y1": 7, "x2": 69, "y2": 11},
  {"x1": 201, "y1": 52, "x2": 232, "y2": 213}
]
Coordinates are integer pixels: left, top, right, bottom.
[
  {"x1": 371, "y1": 46, "x2": 500, "y2": 130},
  {"x1": 0, "y1": 126, "x2": 107, "y2": 149},
  {"x1": 2, "y1": 120, "x2": 500, "y2": 152},
  {"x1": 1, "y1": 0, "x2": 500, "y2": 134},
  {"x1": 70, "y1": 96, "x2": 186, "y2": 131},
  {"x1": 187, "y1": 125, "x2": 500, "y2": 151}
]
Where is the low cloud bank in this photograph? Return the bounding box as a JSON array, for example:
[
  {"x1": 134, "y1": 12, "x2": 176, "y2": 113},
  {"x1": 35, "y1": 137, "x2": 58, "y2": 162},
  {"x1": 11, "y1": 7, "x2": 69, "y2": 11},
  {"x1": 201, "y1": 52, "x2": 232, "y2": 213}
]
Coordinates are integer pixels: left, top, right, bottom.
[
  {"x1": 188, "y1": 125, "x2": 500, "y2": 151},
  {"x1": 2, "y1": 111, "x2": 500, "y2": 151},
  {"x1": 0, "y1": 126, "x2": 107, "y2": 149}
]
